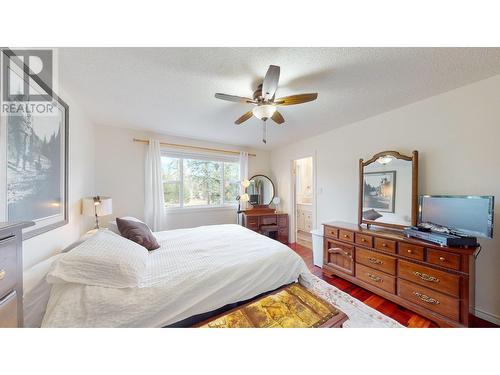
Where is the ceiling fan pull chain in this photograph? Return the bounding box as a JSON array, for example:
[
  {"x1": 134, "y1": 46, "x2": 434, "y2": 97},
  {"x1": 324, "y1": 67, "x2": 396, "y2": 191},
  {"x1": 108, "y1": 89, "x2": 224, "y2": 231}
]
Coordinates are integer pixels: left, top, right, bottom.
[{"x1": 262, "y1": 121, "x2": 267, "y2": 144}]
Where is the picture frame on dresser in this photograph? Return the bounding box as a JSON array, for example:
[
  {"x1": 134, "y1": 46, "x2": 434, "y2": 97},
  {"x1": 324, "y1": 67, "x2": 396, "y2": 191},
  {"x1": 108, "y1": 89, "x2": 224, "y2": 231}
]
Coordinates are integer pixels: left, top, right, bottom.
[{"x1": 0, "y1": 49, "x2": 69, "y2": 239}]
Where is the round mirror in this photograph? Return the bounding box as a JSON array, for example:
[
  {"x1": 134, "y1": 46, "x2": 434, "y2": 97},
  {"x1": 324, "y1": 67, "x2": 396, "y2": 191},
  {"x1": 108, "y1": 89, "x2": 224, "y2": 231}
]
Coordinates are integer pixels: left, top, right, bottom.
[{"x1": 247, "y1": 175, "x2": 275, "y2": 207}]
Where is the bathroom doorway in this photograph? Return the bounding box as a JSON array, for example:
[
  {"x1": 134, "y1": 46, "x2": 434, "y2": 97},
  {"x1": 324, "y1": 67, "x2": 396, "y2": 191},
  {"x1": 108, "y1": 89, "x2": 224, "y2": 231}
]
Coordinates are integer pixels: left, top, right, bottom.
[{"x1": 292, "y1": 156, "x2": 314, "y2": 249}]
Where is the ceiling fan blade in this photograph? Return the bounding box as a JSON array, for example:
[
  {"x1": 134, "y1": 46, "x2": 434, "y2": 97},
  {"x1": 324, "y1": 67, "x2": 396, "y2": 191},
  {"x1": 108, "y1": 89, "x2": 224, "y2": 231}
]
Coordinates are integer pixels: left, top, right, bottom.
[
  {"x1": 262, "y1": 65, "x2": 280, "y2": 101},
  {"x1": 274, "y1": 93, "x2": 318, "y2": 106},
  {"x1": 234, "y1": 111, "x2": 253, "y2": 125},
  {"x1": 271, "y1": 111, "x2": 285, "y2": 125},
  {"x1": 215, "y1": 93, "x2": 256, "y2": 104}
]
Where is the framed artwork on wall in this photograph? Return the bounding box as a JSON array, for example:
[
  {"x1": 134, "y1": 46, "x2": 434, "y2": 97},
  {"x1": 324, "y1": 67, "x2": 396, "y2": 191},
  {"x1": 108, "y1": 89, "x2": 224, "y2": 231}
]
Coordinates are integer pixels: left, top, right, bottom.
[{"x1": 0, "y1": 49, "x2": 69, "y2": 238}]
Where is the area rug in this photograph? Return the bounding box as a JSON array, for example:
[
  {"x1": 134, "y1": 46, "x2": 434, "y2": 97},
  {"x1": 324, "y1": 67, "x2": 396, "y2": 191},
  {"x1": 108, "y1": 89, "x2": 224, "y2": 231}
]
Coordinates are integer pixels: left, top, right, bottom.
[
  {"x1": 200, "y1": 284, "x2": 344, "y2": 328},
  {"x1": 299, "y1": 272, "x2": 404, "y2": 328}
]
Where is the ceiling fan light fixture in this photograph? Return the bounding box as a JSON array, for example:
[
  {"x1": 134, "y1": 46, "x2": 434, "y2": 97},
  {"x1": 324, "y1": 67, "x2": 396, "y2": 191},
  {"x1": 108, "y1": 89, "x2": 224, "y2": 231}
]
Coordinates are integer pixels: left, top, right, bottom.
[
  {"x1": 252, "y1": 104, "x2": 276, "y2": 120},
  {"x1": 377, "y1": 155, "x2": 394, "y2": 165}
]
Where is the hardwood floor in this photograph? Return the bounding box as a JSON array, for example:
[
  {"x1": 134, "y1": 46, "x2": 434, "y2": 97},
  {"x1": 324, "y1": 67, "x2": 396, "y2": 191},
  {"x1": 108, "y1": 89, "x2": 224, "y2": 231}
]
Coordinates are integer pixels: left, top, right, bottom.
[{"x1": 289, "y1": 242, "x2": 498, "y2": 328}]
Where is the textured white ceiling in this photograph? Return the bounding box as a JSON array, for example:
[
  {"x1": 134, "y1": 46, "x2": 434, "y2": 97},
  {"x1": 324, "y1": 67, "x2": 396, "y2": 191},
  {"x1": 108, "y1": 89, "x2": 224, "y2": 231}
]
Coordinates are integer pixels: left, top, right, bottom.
[{"x1": 58, "y1": 48, "x2": 500, "y2": 149}]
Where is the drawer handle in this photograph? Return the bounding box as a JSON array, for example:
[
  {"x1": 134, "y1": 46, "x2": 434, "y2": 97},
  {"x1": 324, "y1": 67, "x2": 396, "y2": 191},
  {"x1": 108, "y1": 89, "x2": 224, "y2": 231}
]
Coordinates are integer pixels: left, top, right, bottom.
[
  {"x1": 407, "y1": 249, "x2": 412, "y2": 254},
  {"x1": 381, "y1": 243, "x2": 387, "y2": 247},
  {"x1": 367, "y1": 273, "x2": 382, "y2": 283},
  {"x1": 439, "y1": 257, "x2": 446, "y2": 262},
  {"x1": 413, "y1": 271, "x2": 440, "y2": 283},
  {"x1": 414, "y1": 292, "x2": 440, "y2": 305},
  {"x1": 361, "y1": 238, "x2": 366, "y2": 242},
  {"x1": 368, "y1": 257, "x2": 383, "y2": 265},
  {"x1": 343, "y1": 234, "x2": 349, "y2": 238},
  {"x1": 0, "y1": 269, "x2": 5, "y2": 280}
]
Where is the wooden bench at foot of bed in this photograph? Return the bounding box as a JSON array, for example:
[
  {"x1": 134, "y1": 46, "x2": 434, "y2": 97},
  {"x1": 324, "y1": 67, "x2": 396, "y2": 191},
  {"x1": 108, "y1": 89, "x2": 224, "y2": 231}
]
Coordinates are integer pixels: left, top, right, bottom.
[{"x1": 196, "y1": 283, "x2": 348, "y2": 328}]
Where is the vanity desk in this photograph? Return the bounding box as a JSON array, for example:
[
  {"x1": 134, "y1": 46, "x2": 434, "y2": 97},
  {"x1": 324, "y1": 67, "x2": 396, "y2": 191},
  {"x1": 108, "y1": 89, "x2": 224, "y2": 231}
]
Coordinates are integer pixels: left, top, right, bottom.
[
  {"x1": 242, "y1": 209, "x2": 289, "y2": 244},
  {"x1": 239, "y1": 174, "x2": 289, "y2": 243}
]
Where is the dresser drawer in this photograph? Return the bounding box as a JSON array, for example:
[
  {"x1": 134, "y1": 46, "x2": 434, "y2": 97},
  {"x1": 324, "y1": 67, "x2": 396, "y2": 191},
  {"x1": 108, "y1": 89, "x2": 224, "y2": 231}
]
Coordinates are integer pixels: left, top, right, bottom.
[
  {"x1": 355, "y1": 247, "x2": 396, "y2": 275},
  {"x1": 427, "y1": 249, "x2": 461, "y2": 271},
  {"x1": 355, "y1": 233, "x2": 373, "y2": 247},
  {"x1": 245, "y1": 216, "x2": 259, "y2": 230},
  {"x1": 261, "y1": 215, "x2": 277, "y2": 225},
  {"x1": 398, "y1": 260, "x2": 460, "y2": 298},
  {"x1": 0, "y1": 235, "x2": 17, "y2": 299},
  {"x1": 0, "y1": 291, "x2": 18, "y2": 328},
  {"x1": 324, "y1": 240, "x2": 354, "y2": 275},
  {"x1": 356, "y1": 263, "x2": 396, "y2": 294},
  {"x1": 324, "y1": 226, "x2": 338, "y2": 239},
  {"x1": 277, "y1": 215, "x2": 288, "y2": 227},
  {"x1": 398, "y1": 279, "x2": 459, "y2": 322},
  {"x1": 374, "y1": 237, "x2": 396, "y2": 253},
  {"x1": 398, "y1": 242, "x2": 424, "y2": 261},
  {"x1": 338, "y1": 229, "x2": 354, "y2": 243}
]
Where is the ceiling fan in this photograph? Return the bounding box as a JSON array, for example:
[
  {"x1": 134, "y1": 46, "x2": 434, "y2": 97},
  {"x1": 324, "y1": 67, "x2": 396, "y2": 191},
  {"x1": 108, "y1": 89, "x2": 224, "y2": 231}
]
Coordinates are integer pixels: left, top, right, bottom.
[{"x1": 215, "y1": 65, "x2": 318, "y2": 143}]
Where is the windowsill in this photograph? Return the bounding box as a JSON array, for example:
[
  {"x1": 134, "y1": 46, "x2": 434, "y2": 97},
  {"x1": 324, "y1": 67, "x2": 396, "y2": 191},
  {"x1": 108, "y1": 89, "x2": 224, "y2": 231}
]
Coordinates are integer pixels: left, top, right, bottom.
[{"x1": 165, "y1": 205, "x2": 238, "y2": 214}]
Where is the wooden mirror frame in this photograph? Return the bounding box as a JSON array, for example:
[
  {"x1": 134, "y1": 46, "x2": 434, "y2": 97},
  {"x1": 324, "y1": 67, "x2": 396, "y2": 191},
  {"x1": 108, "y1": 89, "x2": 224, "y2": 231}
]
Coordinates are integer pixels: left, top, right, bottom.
[
  {"x1": 246, "y1": 174, "x2": 276, "y2": 209},
  {"x1": 358, "y1": 150, "x2": 419, "y2": 230}
]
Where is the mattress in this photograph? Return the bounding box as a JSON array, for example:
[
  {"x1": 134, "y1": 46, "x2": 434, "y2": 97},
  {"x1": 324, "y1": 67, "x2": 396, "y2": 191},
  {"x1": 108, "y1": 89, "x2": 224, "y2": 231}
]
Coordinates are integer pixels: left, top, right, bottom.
[{"x1": 42, "y1": 224, "x2": 309, "y2": 327}]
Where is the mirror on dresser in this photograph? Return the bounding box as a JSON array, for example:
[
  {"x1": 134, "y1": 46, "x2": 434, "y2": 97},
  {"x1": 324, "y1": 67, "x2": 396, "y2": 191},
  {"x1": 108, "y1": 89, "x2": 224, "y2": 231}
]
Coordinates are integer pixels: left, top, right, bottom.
[
  {"x1": 246, "y1": 174, "x2": 275, "y2": 207},
  {"x1": 358, "y1": 150, "x2": 418, "y2": 229}
]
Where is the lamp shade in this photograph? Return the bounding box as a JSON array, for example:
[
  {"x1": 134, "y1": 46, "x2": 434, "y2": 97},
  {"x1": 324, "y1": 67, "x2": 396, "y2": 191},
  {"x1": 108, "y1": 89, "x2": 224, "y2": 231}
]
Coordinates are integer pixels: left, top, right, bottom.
[
  {"x1": 239, "y1": 193, "x2": 250, "y2": 203},
  {"x1": 252, "y1": 104, "x2": 276, "y2": 120},
  {"x1": 241, "y1": 179, "x2": 250, "y2": 188},
  {"x1": 82, "y1": 196, "x2": 113, "y2": 217}
]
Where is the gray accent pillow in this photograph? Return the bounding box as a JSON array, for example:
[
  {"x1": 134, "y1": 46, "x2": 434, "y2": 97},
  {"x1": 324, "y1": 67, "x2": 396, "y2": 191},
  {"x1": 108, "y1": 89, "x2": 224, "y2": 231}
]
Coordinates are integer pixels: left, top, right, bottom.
[
  {"x1": 108, "y1": 216, "x2": 143, "y2": 234},
  {"x1": 116, "y1": 217, "x2": 160, "y2": 251}
]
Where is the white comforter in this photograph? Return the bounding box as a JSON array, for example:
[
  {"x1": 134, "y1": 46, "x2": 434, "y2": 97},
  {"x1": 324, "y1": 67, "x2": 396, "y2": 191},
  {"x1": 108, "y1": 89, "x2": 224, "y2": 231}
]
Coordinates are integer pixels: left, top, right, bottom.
[{"x1": 42, "y1": 224, "x2": 308, "y2": 327}]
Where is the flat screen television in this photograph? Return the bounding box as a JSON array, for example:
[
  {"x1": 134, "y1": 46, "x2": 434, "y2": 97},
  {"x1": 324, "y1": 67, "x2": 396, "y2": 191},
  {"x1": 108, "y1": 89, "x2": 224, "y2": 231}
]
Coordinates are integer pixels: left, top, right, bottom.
[{"x1": 418, "y1": 195, "x2": 494, "y2": 238}]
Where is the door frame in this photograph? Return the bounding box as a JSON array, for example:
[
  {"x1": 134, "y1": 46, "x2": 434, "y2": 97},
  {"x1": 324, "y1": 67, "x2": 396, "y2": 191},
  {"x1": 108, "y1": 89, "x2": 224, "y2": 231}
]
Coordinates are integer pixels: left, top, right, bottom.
[{"x1": 289, "y1": 152, "x2": 317, "y2": 244}]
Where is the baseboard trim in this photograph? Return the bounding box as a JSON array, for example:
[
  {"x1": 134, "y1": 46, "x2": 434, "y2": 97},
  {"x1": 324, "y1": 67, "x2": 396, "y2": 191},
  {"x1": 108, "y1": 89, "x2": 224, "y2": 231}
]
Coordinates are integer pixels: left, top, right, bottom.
[{"x1": 473, "y1": 307, "x2": 500, "y2": 326}]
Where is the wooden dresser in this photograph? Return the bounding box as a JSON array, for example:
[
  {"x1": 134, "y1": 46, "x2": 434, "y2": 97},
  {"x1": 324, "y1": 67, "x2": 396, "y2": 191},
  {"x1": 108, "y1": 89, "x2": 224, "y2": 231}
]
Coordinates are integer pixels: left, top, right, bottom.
[
  {"x1": 0, "y1": 222, "x2": 33, "y2": 328},
  {"x1": 323, "y1": 221, "x2": 478, "y2": 327},
  {"x1": 242, "y1": 209, "x2": 289, "y2": 243}
]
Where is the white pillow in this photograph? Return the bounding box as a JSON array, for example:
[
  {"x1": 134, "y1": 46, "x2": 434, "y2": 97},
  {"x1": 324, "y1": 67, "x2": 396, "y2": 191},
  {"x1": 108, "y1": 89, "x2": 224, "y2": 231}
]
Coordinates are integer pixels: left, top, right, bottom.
[
  {"x1": 107, "y1": 216, "x2": 145, "y2": 235},
  {"x1": 60, "y1": 230, "x2": 101, "y2": 253},
  {"x1": 47, "y1": 230, "x2": 149, "y2": 288}
]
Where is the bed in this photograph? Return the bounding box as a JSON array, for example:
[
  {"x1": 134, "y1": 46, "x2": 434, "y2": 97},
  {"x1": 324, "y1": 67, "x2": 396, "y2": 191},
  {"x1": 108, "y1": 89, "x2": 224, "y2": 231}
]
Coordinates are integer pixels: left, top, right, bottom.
[{"x1": 40, "y1": 224, "x2": 309, "y2": 327}]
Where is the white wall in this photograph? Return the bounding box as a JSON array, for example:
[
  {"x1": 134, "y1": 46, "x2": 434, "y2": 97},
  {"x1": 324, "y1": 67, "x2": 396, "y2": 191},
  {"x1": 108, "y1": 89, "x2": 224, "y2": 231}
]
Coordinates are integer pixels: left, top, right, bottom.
[
  {"x1": 94, "y1": 125, "x2": 270, "y2": 230},
  {"x1": 270, "y1": 74, "x2": 500, "y2": 325},
  {"x1": 23, "y1": 89, "x2": 95, "y2": 269}
]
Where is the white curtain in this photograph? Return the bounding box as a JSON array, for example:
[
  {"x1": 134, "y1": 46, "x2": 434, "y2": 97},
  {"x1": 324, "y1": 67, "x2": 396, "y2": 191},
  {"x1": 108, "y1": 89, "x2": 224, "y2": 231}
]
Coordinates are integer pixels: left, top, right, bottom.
[
  {"x1": 239, "y1": 151, "x2": 249, "y2": 212},
  {"x1": 144, "y1": 139, "x2": 165, "y2": 231}
]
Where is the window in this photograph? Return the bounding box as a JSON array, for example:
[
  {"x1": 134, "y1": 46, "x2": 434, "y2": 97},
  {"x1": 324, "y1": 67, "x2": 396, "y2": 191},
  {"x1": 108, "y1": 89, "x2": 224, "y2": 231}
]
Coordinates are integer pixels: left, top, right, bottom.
[{"x1": 161, "y1": 154, "x2": 240, "y2": 209}]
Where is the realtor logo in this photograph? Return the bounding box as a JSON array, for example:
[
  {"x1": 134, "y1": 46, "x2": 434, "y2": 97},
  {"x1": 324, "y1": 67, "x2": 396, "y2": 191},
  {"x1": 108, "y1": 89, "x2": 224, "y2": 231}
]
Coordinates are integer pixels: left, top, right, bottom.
[{"x1": 2, "y1": 49, "x2": 53, "y2": 102}]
